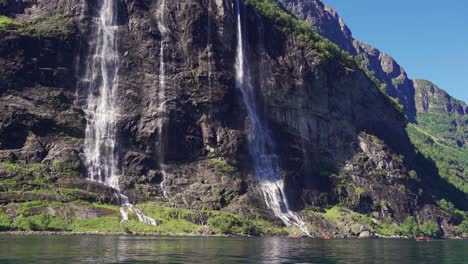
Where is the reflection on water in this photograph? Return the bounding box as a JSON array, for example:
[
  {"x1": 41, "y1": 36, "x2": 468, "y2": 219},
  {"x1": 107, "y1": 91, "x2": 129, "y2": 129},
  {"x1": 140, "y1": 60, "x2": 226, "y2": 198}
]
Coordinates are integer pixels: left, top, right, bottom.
[{"x1": 0, "y1": 236, "x2": 466, "y2": 263}]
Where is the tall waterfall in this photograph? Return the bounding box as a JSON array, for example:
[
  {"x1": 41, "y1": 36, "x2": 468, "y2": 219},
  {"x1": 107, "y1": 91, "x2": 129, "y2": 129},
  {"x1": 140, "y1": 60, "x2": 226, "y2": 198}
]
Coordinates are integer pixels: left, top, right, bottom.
[
  {"x1": 81, "y1": 0, "x2": 156, "y2": 226},
  {"x1": 157, "y1": 0, "x2": 169, "y2": 199},
  {"x1": 234, "y1": 0, "x2": 309, "y2": 235},
  {"x1": 83, "y1": 0, "x2": 120, "y2": 194}
]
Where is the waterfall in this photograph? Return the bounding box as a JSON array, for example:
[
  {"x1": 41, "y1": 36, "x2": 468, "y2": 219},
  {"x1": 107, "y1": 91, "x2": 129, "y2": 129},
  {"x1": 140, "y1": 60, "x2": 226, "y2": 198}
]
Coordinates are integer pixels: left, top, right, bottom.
[
  {"x1": 234, "y1": 0, "x2": 309, "y2": 235},
  {"x1": 157, "y1": 0, "x2": 169, "y2": 199},
  {"x1": 83, "y1": 0, "x2": 120, "y2": 196},
  {"x1": 207, "y1": 0, "x2": 213, "y2": 114},
  {"x1": 81, "y1": 0, "x2": 157, "y2": 226}
]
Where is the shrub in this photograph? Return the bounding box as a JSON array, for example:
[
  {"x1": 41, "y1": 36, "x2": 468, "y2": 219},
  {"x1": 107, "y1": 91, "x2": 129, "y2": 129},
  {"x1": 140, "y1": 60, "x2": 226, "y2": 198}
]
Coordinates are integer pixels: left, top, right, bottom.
[
  {"x1": 420, "y1": 220, "x2": 442, "y2": 238},
  {"x1": 457, "y1": 220, "x2": 468, "y2": 235},
  {"x1": 437, "y1": 199, "x2": 464, "y2": 224},
  {"x1": 0, "y1": 211, "x2": 12, "y2": 231},
  {"x1": 400, "y1": 217, "x2": 419, "y2": 237},
  {"x1": 207, "y1": 212, "x2": 260, "y2": 235}
]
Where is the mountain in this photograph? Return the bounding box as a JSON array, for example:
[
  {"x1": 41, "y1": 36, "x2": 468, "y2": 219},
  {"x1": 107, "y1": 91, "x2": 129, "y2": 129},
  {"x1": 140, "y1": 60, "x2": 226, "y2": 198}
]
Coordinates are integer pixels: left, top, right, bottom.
[
  {"x1": 0, "y1": 0, "x2": 466, "y2": 237},
  {"x1": 280, "y1": 0, "x2": 468, "y2": 216}
]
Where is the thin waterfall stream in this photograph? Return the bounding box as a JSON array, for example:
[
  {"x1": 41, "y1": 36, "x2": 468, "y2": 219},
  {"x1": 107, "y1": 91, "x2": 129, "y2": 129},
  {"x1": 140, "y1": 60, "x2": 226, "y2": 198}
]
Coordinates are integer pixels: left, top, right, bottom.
[
  {"x1": 234, "y1": 0, "x2": 310, "y2": 235},
  {"x1": 157, "y1": 0, "x2": 169, "y2": 199},
  {"x1": 207, "y1": 0, "x2": 213, "y2": 115},
  {"x1": 81, "y1": 0, "x2": 156, "y2": 226}
]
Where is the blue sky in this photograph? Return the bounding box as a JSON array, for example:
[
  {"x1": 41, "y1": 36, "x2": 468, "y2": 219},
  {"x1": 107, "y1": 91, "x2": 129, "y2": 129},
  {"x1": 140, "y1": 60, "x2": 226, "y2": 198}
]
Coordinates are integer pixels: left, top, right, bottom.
[{"x1": 322, "y1": 0, "x2": 468, "y2": 103}]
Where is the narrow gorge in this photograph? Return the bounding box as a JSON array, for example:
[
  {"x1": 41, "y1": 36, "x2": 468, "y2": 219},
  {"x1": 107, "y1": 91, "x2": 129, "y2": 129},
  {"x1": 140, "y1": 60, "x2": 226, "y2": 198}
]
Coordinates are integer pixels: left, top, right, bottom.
[{"x1": 0, "y1": 0, "x2": 466, "y2": 238}]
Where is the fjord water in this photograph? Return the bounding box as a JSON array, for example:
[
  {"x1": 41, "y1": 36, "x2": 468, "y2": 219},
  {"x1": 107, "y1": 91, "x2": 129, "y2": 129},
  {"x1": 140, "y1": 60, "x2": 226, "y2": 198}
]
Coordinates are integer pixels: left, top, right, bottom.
[
  {"x1": 0, "y1": 236, "x2": 466, "y2": 263},
  {"x1": 234, "y1": 0, "x2": 309, "y2": 234}
]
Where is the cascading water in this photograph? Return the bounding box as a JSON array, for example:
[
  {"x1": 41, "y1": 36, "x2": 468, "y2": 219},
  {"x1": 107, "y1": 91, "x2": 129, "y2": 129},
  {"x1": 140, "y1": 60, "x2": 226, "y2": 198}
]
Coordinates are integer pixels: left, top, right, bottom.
[
  {"x1": 157, "y1": 0, "x2": 169, "y2": 199},
  {"x1": 234, "y1": 0, "x2": 309, "y2": 235},
  {"x1": 81, "y1": 0, "x2": 156, "y2": 226},
  {"x1": 83, "y1": 0, "x2": 120, "y2": 197}
]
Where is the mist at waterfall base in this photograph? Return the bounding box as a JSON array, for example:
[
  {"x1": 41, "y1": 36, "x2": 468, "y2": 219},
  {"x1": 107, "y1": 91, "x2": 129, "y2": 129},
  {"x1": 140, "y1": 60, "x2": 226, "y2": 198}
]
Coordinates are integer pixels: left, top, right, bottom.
[
  {"x1": 1, "y1": 236, "x2": 466, "y2": 264},
  {"x1": 80, "y1": 0, "x2": 156, "y2": 226},
  {"x1": 234, "y1": 0, "x2": 309, "y2": 234}
]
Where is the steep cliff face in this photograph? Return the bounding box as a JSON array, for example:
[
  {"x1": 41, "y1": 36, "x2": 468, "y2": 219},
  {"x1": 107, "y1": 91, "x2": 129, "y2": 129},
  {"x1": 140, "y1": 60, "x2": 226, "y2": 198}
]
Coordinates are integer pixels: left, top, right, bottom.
[
  {"x1": 280, "y1": 0, "x2": 467, "y2": 202},
  {"x1": 0, "y1": 0, "x2": 466, "y2": 237},
  {"x1": 279, "y1": 0, "x2": 416, "y2": 119}
]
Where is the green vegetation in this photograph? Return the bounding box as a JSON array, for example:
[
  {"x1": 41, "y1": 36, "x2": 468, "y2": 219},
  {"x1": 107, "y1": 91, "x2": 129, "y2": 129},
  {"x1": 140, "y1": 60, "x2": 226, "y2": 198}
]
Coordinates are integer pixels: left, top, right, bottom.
[
  {"x1": 407, "y1": 80, "x2": 468, "y2": 203},
  {"x1": 206, "y1": 212, "x2": 259, "y2": 235},
  {"x1": 16, "y1": 201, "x2": 48, "y2": 216},
  {"x1": 457, "y1": 220, "x2": 468, "y2": 235},
  {"x1": 437, "y1": 199, "x2": 464, "y2": 224},
  {"x1": 0, "y1": 14, "x2": 73, "y2": 38},
  {"x1": 0, "y1": 162, "x2": 46, "y2": 175},
  {"x1": 0, "y1": 211, "x2": 12, "y2": 231},
  {"x1": 406, "y1": 124, "x2": 468, "y2": 194},
  {"x1": 319, "y1": 207, "x2": 448, "y2": 238},
  {"x1": 391, "y1": 77, "x2": 404, "y2": 88},
  {"x1": 400, "y1": 217, "x2": 419, "y2": 237},
  {"x1": 0, "y1": 15, "x2": 21, "y2": 30},
  {"x1": 0, "y1": 201, "x2": 286, "y2": 235},
  {"x1": 417, "y1": 112, "x2": 467, "y2": 147},
  {"x1": 137, "y1": 202, "x2": 284, "y2": 235},
  {"x1": 19, "y1": 14, "x2": 73, "y2": 38},
  {"x1": 420, "y1": 220, "x2": 442, "y2": 238},
  {"x1": 72, "y1": 217, "x2": 122, "y2": 233},
  {"x1": 14, "y1": 213, "x2": 71, "y2": 231},
  {"x1": 52, "y1": 162, "x2": 80, "y2": 178},
  {"x1": 361, "y1": 67, "x2": 405, "y2": 113},
  {"x1": 207, "y1": 158, "x2": 236, "y2": 172}
]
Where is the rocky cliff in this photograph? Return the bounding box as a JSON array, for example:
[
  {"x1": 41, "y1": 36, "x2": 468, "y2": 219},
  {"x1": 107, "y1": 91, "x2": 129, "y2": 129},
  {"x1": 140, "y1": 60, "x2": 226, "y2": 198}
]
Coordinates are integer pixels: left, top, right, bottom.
[{"x1": 0, "y1": 0, "x2": 466, "y2": 237}]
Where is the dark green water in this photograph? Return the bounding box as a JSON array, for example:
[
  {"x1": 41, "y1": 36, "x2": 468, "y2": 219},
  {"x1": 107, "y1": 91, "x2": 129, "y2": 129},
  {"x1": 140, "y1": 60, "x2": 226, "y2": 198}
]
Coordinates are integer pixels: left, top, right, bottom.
[{"x1": 0, "y1": 235, "x2": 466, "y2": 263}]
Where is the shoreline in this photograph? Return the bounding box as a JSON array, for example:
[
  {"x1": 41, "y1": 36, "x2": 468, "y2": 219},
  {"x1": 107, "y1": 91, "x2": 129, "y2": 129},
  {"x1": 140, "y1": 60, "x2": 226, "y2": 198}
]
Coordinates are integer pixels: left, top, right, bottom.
[
  {"x1": 0, "y1": 231, "x2": 228, "y2": 237},
  {"x1": 0, "y1": 231, "x2": 466, "y2": 240}
]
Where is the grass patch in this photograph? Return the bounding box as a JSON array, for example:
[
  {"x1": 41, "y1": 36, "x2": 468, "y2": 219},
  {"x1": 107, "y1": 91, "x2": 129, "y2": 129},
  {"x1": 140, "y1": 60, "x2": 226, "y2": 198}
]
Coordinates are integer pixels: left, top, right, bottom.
[
  {"x1": 14, "y1": 213, "x2": 71, "y2": 231},
  {"x1": 136, "y1": 202, "x2": 284, "y2": 236},
  {"x1": 52, "y1": 162, "x2": 80, "y2": 178},
  {"x1": 72, "y1": 217, "x2": 122, "y2": 233},
  {"x1": 0, "y1": 15, "x2": 22, "y2": 30},
  {"x1": 0, "y1": 14, "x2": 73, "y2": 38},
  {"x1": 16, "y1": 201, "x2": 48, "y2": 216},
  {"x1": 18, "y1": 14, "x2": 73, "y2": 38},
  {"x1": 92, "y1": 203, "x2": 120, "y2": 212},
  {"x1": 207, "y1": 158, "x2": 236, "y2": 172},
  {"x1": 322, "y1": 206, "x2": 402, "y2": 236}
]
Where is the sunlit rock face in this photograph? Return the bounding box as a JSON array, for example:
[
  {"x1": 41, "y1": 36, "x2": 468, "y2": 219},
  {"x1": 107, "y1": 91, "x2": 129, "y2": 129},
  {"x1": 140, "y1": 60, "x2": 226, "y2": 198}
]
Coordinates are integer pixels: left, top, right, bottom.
[{"x1": 279, "y1": 0, "x2": 417, "y2": 120}]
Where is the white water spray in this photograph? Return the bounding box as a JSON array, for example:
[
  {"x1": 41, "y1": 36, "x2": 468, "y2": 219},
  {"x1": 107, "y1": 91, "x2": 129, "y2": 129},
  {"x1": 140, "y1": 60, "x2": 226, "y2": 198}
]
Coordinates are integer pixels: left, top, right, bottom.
[
  {"x1": 81, "y1": 0, "x2": 156, "y2": 226},
  {"x1": 234, "y1": 0, "x2": 309, "y2": 235}
]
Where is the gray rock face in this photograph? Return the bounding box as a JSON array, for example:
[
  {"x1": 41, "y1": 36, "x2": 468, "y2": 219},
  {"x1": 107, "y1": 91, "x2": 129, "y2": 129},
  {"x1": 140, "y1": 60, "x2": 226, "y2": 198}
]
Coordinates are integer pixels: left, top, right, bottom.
[
  {"x1": 0, "y1": 0, "x2": 461, "y2": 236},
  {"x1": 279, "y1": 0, "x2": 355, "y2": 53},
  {"x1": 414, "y1": 79, "x2": 467, "y2": 115}
]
